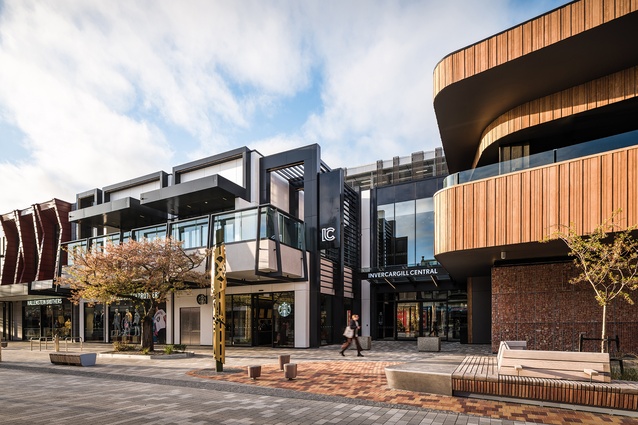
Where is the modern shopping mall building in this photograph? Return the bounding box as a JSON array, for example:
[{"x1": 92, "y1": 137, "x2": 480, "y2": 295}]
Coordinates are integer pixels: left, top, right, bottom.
[{"x1": 1, "y1": 0, "x2": 638, "y2": 353}]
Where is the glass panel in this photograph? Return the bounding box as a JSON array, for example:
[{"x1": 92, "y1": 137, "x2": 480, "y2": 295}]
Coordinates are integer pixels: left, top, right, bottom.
[
  {"x1": 24, "y1": 305, "x2": 41, "y2": 339},
  {"x1": 109, "y1": 301, "x2": 144, "y2": 344},
  {"x1": 84, "y1": 304, "x2": 105, "y2": 342},
  {"x1": 64, "y1": 240, "x2": 87, "y2": 266},
  {"x1": 415, "y1": 198, "x2": 435, "y2": 261},
  {"x1": 393, "y1": 200, "x2": 415, "y2": 265},
  {"x1": 274, "y1": 292, "x2": 294, "y2": 347},
  {"x1": 171, "y1": 217, "x2": 209, "y2": 249},
  {"x1": 133, "y1": 225, "x2": 167, "y2": 241},
  {"x1": 225, "y1": 294, "x2": 251, "y2": 345},
  {"x1": 377, "y1": 203, "x2": 394, "y2": 267},
  {"x1": 90, "y1": 234, "x2": 120, "y2": 250},
  {"x1": 396, "y1": 302, "x2": 419, "y2": 338}
]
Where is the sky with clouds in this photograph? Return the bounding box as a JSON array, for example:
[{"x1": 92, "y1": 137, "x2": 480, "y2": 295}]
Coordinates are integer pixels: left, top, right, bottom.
[{"x1": 0, "y1": 0, "x2": 567, "y2": 213}]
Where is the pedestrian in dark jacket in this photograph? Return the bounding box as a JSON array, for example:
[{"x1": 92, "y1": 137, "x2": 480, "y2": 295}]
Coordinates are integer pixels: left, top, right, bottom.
[{"x1": 339, "y1": 314, "x2": 363, "y2": 357}]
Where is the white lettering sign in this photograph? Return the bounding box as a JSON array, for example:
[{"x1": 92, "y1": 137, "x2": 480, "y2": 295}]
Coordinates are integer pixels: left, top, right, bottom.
[
  {"x1": 367, "y1": 268, "x2": 439, "y2": 279},
  {"x1": 321, "y1": 227, "x2": 336, "y2": 242}
]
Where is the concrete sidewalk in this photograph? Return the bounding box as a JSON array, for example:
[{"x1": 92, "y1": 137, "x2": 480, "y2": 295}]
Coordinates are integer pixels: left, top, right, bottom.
[{"x1": 1, "y1": 340, "x2": 636, "y2": 425}]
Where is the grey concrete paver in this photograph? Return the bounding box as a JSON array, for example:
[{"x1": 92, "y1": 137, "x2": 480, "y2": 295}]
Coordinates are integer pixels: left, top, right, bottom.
[{"x1": 0, "y1": 341, "x2": 536, "y2": 424}]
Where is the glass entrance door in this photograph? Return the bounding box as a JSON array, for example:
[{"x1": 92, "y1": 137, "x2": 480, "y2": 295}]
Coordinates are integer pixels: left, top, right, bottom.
[
  {"x1": 254, "y1": 295, "x2": 273, "y2": 346},
  {"x1": 396, "y1": 302, "x2": 419, "y2": 338}
]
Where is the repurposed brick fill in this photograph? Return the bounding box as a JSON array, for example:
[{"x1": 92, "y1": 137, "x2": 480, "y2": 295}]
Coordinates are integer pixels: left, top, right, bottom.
[{"x1": 492, "y1": 262, "x2": 638, "y2": 354}]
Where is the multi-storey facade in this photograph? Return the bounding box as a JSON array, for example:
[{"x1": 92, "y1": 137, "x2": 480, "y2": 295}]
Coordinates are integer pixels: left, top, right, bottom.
[
  {"x1": 1, "y1": 145, "x2": 361, "y2": 348},
  {"x1": 433, "y1": 0, "x2": 638, "y2": 352}
]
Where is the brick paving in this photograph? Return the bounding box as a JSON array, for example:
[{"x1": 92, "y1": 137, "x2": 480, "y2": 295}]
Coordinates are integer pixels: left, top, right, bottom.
[
  {"x1": 1, "y1": 340, "x2": 636, "y2": 424},
  {"x1": 188, "y1": 360, "x2": 637, "y2": 425}
]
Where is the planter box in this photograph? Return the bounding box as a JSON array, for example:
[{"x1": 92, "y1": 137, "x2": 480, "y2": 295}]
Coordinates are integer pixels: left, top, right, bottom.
[{"x1": 418, "y1": 337, "x2": 441, "y2": 352}]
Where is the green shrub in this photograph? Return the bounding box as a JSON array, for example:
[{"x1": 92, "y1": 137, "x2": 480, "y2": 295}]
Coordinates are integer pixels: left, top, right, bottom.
[
  {"x1": 164, "y1": 345, "x2": 174, "y2": 354},
  {"x1": 174, "y1": 344, "x2": 187, "y2": 352}
]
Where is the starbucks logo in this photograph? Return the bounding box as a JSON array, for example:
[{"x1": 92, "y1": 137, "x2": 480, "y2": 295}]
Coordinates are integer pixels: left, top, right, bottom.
[{"x1": 278, "y1": 302, "x2": 291, "y2": 317}]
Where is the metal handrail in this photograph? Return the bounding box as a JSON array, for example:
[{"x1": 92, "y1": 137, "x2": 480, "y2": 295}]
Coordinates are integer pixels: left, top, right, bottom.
[
  {"x1": 64, "y1": 337, "x2": 83, "y2": 352},
  {"x1": 29, "y1": 337, "x2": 53, "y2": 351}
]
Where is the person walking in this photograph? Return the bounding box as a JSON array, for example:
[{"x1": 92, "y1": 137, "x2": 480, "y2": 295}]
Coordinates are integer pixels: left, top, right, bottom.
[{"x1": 339, "y1": 314, "x2": 364, "y2": 357}]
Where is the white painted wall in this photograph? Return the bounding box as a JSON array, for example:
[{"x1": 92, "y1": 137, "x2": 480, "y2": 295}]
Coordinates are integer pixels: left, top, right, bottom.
[
  {"x1": 109, "y1": 180, "x2": 161, "y2": 201},
  {"x1": 180, "y1": 158, "x2": 244, "y2": 186}
]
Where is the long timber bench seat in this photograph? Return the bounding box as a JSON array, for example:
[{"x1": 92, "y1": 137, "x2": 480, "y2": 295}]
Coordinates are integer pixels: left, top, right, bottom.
[
  {"x1": 452, "y1": 355, "x2": 638, "y2": 411},
  {"x1": 49, "y1": 352, "x2": 97, "y2": 367}
]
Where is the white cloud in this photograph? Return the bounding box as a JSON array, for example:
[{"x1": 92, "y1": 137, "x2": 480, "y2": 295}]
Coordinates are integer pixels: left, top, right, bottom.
[{"x1": 0, "y1": 0, "x2": 567, "y2": 213}]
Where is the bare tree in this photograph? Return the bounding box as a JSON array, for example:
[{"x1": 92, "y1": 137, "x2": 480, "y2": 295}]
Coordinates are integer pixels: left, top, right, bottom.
[
  {"x1": 545, "y1": 211, "x2": 638, "y2": 352},
  {"x1": 59, "y1": 237, "x2": 210, "y2": 351}
]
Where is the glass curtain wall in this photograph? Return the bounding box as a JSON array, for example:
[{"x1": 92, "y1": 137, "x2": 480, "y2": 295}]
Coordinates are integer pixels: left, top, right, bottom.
[{"x1": 378, "y1": 198, "x2": 435, "y2": 267}]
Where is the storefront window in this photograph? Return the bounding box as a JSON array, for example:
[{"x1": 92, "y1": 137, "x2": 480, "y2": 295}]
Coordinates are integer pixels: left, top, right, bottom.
[
  {"x1": 84, "y1": 304, "x2": 105, "y2": 342},
  {"x1": 24, "y1": 299, "x2": 72, "y2": 340},
  {"x1": 225, "y1": 294, "x2": 252, "y2": 345},
  {"x1": 273, "y1": 292, "x2": 294, "y2": 348},
  {"x1": 108, "y1": 301, "x2": 144, "y2": 344}
]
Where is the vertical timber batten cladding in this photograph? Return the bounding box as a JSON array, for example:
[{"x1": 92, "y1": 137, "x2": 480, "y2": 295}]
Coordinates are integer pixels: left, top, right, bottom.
[
  {"x1": 433, "y1": 0, "x2": 638, "y2": 352},
  {"x1": 434, "y1": 145, "x2": 638, "y2": 255}
]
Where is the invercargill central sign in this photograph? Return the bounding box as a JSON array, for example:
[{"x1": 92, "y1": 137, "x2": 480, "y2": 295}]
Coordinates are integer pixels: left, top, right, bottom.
[{"x1": 365, "y1": 267, "x2": 439, "y2": 279}]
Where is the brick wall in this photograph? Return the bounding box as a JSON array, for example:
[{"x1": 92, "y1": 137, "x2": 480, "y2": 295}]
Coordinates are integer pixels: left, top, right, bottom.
[{"x1": 492, "y1": 261, "x2": 638, "y2": 355}]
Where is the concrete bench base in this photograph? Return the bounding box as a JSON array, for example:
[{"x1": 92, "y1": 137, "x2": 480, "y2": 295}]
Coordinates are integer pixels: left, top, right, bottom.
[
  {"x1": 417, "y1": 337, "x2": 440, "y2": 352},
  {"x1": 49, "y1": 352, "x2": 97, "y2": 367},
  {"x1": 347, "y1": 336, "x2": 371, "y2": 350},
  {"x1": 385, "y1": 355, "x2": 466, "y2": 396}
]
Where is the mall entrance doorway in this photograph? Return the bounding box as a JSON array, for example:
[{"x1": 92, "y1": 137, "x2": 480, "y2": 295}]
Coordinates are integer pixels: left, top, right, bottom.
[{"x1": 375, "y1": 290, "x2": 467, "y2": 341}]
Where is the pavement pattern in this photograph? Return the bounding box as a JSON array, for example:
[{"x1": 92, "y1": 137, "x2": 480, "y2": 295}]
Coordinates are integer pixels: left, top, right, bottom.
[{"x1": 0, "y1": 340, "x2": 636, "y2": 425}]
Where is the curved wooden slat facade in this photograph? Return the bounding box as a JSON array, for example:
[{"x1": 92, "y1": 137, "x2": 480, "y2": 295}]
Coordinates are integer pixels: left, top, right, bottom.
[
  {"x1": 433, "y1": 0, "x2": 638, "y2": 173},
  {"x1": 477, "y1": 66, "x2": 638, "y2": 169},
  {"x1": 433, "y1": 0, "x2": 638, "y2": 98},
  {"x1": 434, "y1": 145, "x2": 638, "y2": 255}
]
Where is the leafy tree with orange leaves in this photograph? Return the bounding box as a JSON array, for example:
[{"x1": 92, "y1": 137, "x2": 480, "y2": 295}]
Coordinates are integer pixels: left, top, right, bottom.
[{"x1": 59, "y1": 237, "x2": 210, "y2": 351}]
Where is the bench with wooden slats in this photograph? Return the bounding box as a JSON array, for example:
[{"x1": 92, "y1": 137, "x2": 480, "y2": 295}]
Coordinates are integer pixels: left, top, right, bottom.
[{"x1": 497, "y1": 341, "x2": 610, "y2": 383}]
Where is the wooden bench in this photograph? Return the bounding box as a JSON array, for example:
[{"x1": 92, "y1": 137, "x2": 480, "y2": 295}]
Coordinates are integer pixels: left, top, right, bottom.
[
  {"x1": 497, "y1": 341, "x2": 610, "y2": 383},
  {"x1": 49, "y1": 352, "x2": 97, "y2": 367}
]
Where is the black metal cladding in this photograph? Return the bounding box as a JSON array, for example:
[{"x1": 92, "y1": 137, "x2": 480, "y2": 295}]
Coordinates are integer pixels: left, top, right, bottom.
[{"x1": 322, "y1": 181, "x2": 359, "y2": 270}]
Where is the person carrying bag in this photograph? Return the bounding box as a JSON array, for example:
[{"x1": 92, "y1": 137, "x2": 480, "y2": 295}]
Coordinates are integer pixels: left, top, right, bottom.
[{"x1": 339, "y1": 314, "x2": 363, "y2": 357}]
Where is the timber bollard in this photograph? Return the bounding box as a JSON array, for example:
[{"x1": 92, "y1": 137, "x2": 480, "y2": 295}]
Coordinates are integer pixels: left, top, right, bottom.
[{"x1": 278, "y1": 354, "x2": 291, "y2": 370}]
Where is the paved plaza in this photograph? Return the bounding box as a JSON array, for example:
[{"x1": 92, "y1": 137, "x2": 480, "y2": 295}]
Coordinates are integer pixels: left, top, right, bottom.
[{"x1": 0, "y1": 340, "x2": 636, "y2": 425}]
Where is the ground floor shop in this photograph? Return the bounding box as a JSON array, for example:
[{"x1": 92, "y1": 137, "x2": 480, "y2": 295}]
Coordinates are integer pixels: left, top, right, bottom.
[{"x1": 373, "y1": 289, "x2": 468, "y2": 342}]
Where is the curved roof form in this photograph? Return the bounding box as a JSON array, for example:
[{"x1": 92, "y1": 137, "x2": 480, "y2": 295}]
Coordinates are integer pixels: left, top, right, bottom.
[{"x1": 433, "y1": 0, "x2": 638, "y2": 173}]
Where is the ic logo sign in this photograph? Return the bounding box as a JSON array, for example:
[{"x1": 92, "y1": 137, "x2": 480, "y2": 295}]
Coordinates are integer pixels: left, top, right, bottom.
[{"x1": 321, "y1": 227, "x2": 336, "y2": 242}]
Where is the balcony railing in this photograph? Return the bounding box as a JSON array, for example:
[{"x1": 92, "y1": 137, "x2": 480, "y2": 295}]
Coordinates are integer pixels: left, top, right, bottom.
[{"x1": 444, "y1": 129, "x2": 638, "y2": 188}]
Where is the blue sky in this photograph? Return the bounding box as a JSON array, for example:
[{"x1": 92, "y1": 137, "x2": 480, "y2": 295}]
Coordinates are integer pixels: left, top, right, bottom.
[{"x1": 0, "y1": 0, "x2": 568, "y2": 213}]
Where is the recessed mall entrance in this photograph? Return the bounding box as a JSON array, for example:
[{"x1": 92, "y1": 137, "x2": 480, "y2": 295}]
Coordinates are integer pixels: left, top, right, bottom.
[{"x1": 375, "y1": 290, "x2": 467, "y2": 342}]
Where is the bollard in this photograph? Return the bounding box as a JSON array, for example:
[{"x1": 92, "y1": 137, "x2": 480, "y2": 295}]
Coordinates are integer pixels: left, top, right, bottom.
[
  {"x1": 278, "y1": 354, "x2": 291, "y2": 371},
  {"x1": 54, "y1": 335, "x2": 60, "y2": 352},
  {"x1": 284, "y1": 363, "x2": 297, "y2": 380},
  {"x1": 247, "y1": 365, "x2": 261, "y2": 379}
]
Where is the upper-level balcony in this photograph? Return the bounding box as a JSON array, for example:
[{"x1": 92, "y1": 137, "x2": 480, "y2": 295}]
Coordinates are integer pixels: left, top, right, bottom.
[
  {"x1": 434, "y1": 138, "x2": 638, "y2": 281},
  {"x1": 61, "y1": 205, "x2": 306, "y2": 285},
  {"x1": 443, "y1": 129, "x2": 638, "y2": 188}
]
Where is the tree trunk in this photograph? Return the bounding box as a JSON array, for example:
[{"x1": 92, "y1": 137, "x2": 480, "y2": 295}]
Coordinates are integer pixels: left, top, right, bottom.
[
  {"x1": 142, "y1": 314, "x2": 154, "y2": 352},
  {"x1": 600, "y1": 304, "x2": 607, "y2": 353}
]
